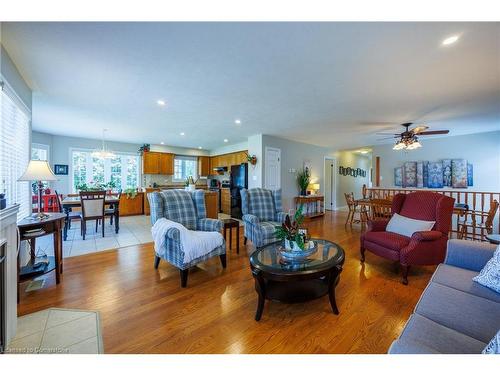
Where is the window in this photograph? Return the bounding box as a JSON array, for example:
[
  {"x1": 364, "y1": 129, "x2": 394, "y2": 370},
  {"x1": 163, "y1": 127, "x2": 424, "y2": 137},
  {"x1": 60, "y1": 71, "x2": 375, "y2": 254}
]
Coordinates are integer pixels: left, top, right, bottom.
[
  {"x1": 32, "y1": 143, "x2": 49, "y2": 162},
  {"x1": 173, "y1": 155, "x2": 198, "y2": 182},
  {"x1": 0, "y1": 81, "x2": 31, "y2": 220},
  {"x1": 71, "y1": 149, "x2": 140, "y2": 192}
]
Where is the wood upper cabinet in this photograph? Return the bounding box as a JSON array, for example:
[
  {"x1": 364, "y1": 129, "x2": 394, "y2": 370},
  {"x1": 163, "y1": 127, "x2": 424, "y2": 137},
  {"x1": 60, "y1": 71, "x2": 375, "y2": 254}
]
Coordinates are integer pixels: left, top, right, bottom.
[
  {"x1": 159, "y1": 153, "x2": 174, "y2": 175},
  {"x1": 198, "y1": 156, "x2": 211, "y2": 177},
  {"x1": 209, "y1": 150, "x2": 248, "y2": 171},
  {"x1": 143, "y1": 152, "x2": 160, "y2": 174},
  {"x1": 143, "y1": 152, "x2": 174, "y2": 175}
]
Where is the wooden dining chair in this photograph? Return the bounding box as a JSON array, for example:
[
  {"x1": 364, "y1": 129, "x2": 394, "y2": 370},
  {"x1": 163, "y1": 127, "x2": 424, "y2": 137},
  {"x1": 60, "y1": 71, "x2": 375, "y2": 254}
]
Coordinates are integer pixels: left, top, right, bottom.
[
  {"x1": 345, "y1": 192, "x2": 368, "y2": 226},
  {"x1": 55, "y1": 190, "x2": 81, "y2": 232},
  {"x1": 458, "y1": 200, "x2": 499, "y2": 241},
  {"x1": 105, "y1": 189, "x2": 121, "y2": 225},
  {"x1": 369, "y1": 198, "x2": 393, "y2": 220},
  {"x1": 79, "y1": 190, "x2": 106, "y2": 240}
]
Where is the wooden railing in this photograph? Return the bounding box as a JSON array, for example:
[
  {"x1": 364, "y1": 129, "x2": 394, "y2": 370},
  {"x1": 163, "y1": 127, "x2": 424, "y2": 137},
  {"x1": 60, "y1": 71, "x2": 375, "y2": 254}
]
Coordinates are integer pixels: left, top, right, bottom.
[{"x1": 367, "y1": 188, "x2": 500, "y2": 236}]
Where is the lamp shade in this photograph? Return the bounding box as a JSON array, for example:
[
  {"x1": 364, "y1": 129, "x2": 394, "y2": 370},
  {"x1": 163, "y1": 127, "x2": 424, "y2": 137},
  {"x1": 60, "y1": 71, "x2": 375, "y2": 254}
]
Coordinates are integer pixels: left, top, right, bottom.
[
  {"x1": 18, "y1": 160, "x2": 57, "y2": 181},
  {"x1": 312, "y1": 183, "x2": 320, "y2": 191}
]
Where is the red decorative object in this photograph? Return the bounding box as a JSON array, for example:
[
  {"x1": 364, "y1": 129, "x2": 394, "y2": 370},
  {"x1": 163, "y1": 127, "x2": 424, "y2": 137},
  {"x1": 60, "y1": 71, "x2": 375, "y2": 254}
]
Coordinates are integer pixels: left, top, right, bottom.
[
  {"x1": 360, "y1": 191, "x2": 455, "y2": 285},
  {"x1": 246, "y1": 153, "x2": 257, "y2": 165},
  {"x1": 44, "y1": 188, "x2": 51, "y2": 194}
]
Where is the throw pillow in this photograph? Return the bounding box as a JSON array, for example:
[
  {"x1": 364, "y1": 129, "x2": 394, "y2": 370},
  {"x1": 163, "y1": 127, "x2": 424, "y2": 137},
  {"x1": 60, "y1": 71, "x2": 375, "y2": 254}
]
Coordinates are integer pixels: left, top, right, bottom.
[
  {"x1": 482, "y1": 329, "x2": 500, "y2": 354},
  {"x1": 386, "y1": 213, "x2": 435, "y2": 238},
  {"x1": 473, "y1": 245, "x2": 500, "y2": 294}
]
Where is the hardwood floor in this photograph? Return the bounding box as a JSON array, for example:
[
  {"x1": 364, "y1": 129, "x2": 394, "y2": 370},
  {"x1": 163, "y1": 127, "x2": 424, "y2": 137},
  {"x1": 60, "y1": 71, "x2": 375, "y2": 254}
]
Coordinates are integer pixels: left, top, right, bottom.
[{"x1": 18, "y1": 210, "x2": 436, "y2": 354}]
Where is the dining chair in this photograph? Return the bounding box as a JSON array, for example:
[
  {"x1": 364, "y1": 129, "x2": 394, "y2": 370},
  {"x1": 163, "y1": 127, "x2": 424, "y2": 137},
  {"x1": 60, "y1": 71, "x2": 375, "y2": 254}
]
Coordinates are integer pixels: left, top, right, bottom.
[
  {"x1": 369, "y1": 198, "x2": 393, "y2": 220},
  {"x1": 55, "y1": 190, "x2": 81, "y2": 235},
  {"x1": 458, "y1": 200, "x2": 499, "y2": 241},
  {"x1": 345, "y1": 192, "x2": 367, "y2": 226},
  {"x1": 104, "y1": 189, "x2": 121, "y2": 225},
  {"x1": 79, "y1": 190, "x2": 106, "y2": 240}
]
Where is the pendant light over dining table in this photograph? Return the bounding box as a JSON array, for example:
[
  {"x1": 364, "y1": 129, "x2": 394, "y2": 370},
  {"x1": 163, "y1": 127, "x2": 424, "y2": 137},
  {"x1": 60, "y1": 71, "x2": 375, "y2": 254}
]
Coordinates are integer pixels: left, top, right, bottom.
[{"x1": 92, "y1": 129, "x2": 116, "y2": 159}]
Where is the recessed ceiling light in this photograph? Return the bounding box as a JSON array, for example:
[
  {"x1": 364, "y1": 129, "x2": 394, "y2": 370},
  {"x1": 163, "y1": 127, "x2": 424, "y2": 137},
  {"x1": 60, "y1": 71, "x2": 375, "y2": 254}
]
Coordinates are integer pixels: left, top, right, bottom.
[
  {"x1": 198, "y1": 146, "x2": 202, "y2": 149},
  {"x1": 160, "y1": 141, "x2": 165, "y2": 145},
  {"x1": 442, "y1": 35, "x2": 460, "y2": 46},
  {"x1": 180, "y1": 132, "x2": 185, "y2": 136},
  {"x1": 157, "y1": 99, "x2": 166, "y2": 106},
  {"x1": 223, "y1": 139, "x2": 229, "y2": 143},
  {"x1": 235, "y1": 119, "x2": 241, "y2": 125}
]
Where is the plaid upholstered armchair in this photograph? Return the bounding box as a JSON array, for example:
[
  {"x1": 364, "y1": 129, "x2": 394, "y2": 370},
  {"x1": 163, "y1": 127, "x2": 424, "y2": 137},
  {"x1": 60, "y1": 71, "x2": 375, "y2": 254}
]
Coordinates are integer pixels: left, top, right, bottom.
[
  {"x1": 148, "y1": 189, "x2": 226, "y2": 287},
  {"x1": 241, "y1": 188, "x2": 287, "y2": 249}
]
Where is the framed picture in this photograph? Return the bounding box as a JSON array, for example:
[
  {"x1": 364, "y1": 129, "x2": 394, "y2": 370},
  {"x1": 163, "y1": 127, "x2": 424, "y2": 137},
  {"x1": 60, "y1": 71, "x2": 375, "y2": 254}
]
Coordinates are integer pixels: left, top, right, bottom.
[
  {"x1": 442, "y1": 159, "x2": 452, "y2": 187},
  {"x1": 451, "y1": 159, "x2": 467, "y2": 188},
  {"x1": 416, "y1": 161, "x2": 424, "y2": 188},
  {"x1": 402, "y1": 161, "x2": 417, "y2": 188},
  {"x1": 467, "y1": 163, "x2": 473, "y2": 186},
  {"x1": 427, "y1": 162, "x2": 443, "y2": 188},
  {"x1": 54, "y1": 164, "x2": 68, "y2": 175},
  {"x1": 394, "y1": 167, "x2": 402, "y2": 187}
]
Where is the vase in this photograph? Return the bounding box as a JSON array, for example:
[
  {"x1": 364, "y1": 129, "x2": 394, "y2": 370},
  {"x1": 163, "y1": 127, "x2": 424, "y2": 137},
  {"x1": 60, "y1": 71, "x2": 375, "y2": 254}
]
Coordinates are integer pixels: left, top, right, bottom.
[
  {"x1": 285, "y1": 239, "x2": 301, "y2": 251},
  {"x1": 300, "y1": 189, "x2": 307, "y2": 196}
]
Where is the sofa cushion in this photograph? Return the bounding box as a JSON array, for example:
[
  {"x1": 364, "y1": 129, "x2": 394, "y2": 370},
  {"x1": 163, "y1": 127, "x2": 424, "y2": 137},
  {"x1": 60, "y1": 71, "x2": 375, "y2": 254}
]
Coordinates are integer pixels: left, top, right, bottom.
[
  {"x1": 415, "y1": 282, "x2": 500, "y2": 343},
  {"x1": 395, "y1": 313, "x2": 486, "y2": 354},
  {"x1": 248, "y1": 188, "x2": 275, "y2": 221},
  {"x1": 473, "y1": 245, "x2": 500, "y2": 294},
  {"x1": 432, "y1": 264, "x2": 500, "y2": 303},
  {"x1": 363, "y1": 231, "x2": 410, "y2": 251}
]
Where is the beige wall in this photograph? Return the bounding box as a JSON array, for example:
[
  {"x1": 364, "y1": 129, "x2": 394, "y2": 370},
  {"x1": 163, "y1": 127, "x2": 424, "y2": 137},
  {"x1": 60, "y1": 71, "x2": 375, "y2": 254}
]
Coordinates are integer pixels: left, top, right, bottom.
[{"x1": 333, "y1": 150, "x2": 371, "y2": 208}]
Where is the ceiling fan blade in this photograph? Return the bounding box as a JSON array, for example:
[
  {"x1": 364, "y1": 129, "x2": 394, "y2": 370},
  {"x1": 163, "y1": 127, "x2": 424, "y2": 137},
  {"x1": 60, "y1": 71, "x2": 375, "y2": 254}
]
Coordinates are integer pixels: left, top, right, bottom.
[
  {"x1": 375, "y1": 132, "x2": 400, "y2": 136},
  {"x1": 377, "y1": 136, "x2": 398, "y2": 140},
  {"x1": 418, "y1": 130, "x2": 450, "y2": 135},
  {"x1": 411, "y1": 125, "x2": 429, "y2": 134}
]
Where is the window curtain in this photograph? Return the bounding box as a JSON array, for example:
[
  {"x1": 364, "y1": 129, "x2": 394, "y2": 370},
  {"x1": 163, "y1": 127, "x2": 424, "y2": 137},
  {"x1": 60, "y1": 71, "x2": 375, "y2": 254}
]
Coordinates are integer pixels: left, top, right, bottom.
[{"x1": 0, "y1": 80, "x2": 31, "y2": 220}]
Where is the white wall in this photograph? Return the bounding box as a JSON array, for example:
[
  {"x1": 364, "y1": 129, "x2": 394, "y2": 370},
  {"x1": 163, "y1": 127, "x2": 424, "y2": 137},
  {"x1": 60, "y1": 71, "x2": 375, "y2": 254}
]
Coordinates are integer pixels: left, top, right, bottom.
[
  {"x1": 1, "y1": 44, "x2": 32, "y2": 111},
  {"x1": 334, "y1": 150, "x2": 371, "y2": 208},
  {"x1": 260, "y1": 135, "x2": 332, "y2": 211},
  {"x1": 209, "y1": 141, "x2": 248, "y2": 156},
  {"x1": 371, "y1": 131, "x2": 500, "y2": 192},
  {"x1": 31, "y1": 131, "x2": 208, "y2": 193},
  {"x1": 247, "y1": 134, "x2": 264, "y2": 190}
]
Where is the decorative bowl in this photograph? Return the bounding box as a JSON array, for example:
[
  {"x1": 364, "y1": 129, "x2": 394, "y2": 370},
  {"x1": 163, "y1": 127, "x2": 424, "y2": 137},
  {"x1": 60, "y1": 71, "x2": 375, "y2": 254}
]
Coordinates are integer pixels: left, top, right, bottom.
[{"x1": 280, "y1": 240, "x2": 317, "y2": 261}]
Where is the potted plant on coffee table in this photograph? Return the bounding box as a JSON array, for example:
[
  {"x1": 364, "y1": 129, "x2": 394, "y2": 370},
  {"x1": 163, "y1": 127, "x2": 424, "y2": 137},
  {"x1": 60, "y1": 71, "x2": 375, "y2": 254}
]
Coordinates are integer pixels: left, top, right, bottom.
[{"x1": 274, "y1": 205, "x2": 308, "y2": 251}]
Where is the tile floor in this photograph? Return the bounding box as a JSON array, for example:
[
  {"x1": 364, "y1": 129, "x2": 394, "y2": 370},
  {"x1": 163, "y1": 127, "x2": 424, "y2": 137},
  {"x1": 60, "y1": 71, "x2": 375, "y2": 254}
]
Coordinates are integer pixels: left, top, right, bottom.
[
  {"x1": 34, "y1": 215, "x2": 154, "y2": 258},
  {"x1": 34, "y1": 214, "x2": 241, "y2": 259},
  {"x1": 6, "y1": 308, "x2": 103, "y2": 354}
]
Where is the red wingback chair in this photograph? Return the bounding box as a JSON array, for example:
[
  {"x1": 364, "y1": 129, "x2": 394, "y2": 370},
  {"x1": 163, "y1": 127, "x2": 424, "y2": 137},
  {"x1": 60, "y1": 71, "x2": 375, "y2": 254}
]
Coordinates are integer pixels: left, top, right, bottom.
[{"x1": 360, "y1": 191, "x2": 455, "y2": 285}]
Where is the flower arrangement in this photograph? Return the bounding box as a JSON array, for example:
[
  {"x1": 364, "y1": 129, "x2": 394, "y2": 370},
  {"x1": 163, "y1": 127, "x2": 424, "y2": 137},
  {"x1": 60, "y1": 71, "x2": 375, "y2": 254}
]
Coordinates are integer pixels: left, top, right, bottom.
[
  {"x1": 297, "y1": 167, "x2": 310, "y2": 196},
  {"x1": 138, "y1": 144, "x2": 150, "y2": 155},
  {"x1": 123, "y1": 187, "x2": 138, "y2": 199},
  {"x1": 274, "y1": 205, "x2": 307, "y2": 250},
  {"x1": 245, "y1": 152, "x2": 257, "y2": 165}
]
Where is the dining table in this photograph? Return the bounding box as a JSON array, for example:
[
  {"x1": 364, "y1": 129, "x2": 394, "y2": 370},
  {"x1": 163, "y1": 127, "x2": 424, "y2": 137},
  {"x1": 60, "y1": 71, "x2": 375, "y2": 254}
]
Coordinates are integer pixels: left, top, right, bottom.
[{"x1": 60, "y1": 194, "x2": 120, "y2": 240}]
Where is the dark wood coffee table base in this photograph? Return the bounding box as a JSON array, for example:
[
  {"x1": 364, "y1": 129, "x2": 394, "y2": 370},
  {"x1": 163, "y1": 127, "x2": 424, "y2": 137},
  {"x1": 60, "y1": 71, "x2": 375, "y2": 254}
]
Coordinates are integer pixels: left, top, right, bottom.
[{"x1": 251, "y1": 266, "x2": 342, "y2": 321}]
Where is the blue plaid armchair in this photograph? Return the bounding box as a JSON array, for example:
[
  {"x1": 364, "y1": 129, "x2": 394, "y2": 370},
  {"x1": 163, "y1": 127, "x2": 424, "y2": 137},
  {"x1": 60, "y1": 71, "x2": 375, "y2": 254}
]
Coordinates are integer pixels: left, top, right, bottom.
[
  {"x1": 241, "y1": 188, "x2": 287, "y2": 249},
  {"x1": 148, "y1": 189, "x2": 226, "y2": 287}
]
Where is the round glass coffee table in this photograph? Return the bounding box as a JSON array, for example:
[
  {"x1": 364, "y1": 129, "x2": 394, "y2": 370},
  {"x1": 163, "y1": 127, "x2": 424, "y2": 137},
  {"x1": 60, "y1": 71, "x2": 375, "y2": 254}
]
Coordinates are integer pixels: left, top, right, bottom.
[{"x1": 249, "y1": 239, "x2": 345, "y2": 321}]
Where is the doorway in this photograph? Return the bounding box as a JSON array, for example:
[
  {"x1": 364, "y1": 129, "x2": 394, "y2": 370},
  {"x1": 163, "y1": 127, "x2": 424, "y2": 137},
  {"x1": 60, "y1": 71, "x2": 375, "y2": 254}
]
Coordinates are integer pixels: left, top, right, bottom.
[
  {"x1": 264, "y1": 147, "x2": 281, "y2": 190},
  {"x1": 324, "y1": 157, "x2": 336, "y2": 210}
]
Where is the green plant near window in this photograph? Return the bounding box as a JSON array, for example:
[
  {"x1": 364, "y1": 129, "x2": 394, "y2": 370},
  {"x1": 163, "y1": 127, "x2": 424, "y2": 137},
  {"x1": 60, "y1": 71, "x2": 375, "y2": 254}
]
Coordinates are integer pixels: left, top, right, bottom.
[
  {"x1": 274, "y1": 205, "x2": 306, "y2": 250},
  {"x1": 123, "y1": 187, "x2": 138, "y2": 199},
  {"x1": 297, "y1": 167, "x2": 310, "y2": 196}
]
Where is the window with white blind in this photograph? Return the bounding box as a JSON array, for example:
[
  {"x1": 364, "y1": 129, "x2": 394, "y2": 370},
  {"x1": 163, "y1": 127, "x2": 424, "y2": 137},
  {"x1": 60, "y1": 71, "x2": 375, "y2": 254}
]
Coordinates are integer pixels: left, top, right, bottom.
[
  {"x1": 173, "y1": 155, "x2": 198, "y2": 182},
  {"x1": 70, "y1": 149, "x2": 140, "y2": 192},
  {"x1": 0, "y1": 81, "x2": 31, "y2": 221}
]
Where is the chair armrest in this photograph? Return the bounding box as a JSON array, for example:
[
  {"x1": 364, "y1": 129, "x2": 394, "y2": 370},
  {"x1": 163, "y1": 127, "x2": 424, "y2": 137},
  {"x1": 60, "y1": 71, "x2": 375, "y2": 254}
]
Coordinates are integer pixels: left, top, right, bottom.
[
  {"x1": 411, "y1": 231, "x2": 443, "y2": 242},
  {"x1": 166, "y1": 227, "x2": 181, "y2": 241},
  {"x1": 197, "y1": 218, "x2": 223, "y2": 232},
  {"x1": 367, "y1": 219, "x2": 389, "y2": 232},
  {"x1": 276, "y1": 212, "x2": 288, "y2": 223},
  {"x1": 243, "y1": 214, "x2": 260, "y2": 224},
  {"x1": 444, "y1": 239, "x2": 497, "y2": 272}
]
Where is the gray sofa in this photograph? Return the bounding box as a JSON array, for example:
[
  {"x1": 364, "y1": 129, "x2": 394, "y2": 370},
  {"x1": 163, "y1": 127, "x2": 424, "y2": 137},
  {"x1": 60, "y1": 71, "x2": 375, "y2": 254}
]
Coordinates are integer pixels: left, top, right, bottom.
[{"x1": 389, "y1": 239, "x2": 500, "y2": 354}]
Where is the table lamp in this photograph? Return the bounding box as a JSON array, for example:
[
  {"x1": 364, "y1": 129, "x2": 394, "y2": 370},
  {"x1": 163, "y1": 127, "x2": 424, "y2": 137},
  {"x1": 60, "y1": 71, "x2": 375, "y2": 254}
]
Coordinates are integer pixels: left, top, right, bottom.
[{"x1": 18, "y1": 160, "x2": 57, "y2": 220}]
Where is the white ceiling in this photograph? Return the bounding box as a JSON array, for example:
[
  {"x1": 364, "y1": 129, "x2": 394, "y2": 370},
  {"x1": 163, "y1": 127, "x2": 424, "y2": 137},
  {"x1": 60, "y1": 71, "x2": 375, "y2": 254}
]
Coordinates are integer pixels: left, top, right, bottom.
[{"x1": 2, "y1": 22, "x2": 499, "y2": 150}]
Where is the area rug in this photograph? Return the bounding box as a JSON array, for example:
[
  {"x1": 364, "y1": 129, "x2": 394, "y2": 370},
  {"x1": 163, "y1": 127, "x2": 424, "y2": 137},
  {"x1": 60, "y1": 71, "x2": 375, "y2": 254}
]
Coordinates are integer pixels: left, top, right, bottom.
[{"x1": 6, "y1": 308, "x2": 103, "y2": 354}]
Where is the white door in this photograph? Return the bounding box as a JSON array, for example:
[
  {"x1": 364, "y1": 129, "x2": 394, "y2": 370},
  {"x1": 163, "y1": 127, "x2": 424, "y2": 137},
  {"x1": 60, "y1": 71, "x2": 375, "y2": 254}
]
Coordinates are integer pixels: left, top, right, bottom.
[
  {"x1": 324, "y1": 158, "x2": 335, "y2": 210},
  {"x1": 265, "y1": 147, "x2": 281, "y2": 190}
]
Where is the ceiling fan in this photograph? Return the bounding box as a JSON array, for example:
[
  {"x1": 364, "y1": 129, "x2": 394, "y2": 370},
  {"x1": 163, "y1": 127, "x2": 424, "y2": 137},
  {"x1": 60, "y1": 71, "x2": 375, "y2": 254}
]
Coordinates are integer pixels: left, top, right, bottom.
[{"x1": 376, "y1": 122, "x2": 450, "y2": 150}]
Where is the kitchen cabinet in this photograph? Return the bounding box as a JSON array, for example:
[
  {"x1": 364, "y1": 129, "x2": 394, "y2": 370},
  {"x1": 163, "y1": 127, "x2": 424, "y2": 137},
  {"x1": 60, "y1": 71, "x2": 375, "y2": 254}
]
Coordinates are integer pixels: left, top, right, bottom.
[
  {"x1": 221, "y1": 188, "x2": 231, "y2": 215},
  {"x1": 198, "y1": 156, "x2": 211, "y2": 177},
  {"x1": 204, "y1": 191, "x2": 218, "y2": 219},
  {"x1": 120, "y1": 192, "x2": 145, "y2": 216},
  {"x1": 209, "y1": 150, "x2": 248, "y2": 171},
  {"x1": 142, "y1": 152, "x2": 174, "y2": 175}
]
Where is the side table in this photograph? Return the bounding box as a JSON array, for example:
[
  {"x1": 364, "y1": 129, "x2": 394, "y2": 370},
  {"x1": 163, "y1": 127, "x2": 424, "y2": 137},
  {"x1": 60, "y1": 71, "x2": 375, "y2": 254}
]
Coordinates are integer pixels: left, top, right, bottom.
[{"x1": 222, "y1": 219, "x2": 240, "y2": 254}]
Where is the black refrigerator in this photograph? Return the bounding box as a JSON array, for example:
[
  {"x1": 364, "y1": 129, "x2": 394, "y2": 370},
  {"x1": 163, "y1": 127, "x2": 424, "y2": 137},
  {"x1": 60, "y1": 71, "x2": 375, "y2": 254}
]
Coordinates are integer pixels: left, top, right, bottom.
[{"x1": 230, "y1": 163, "x2": 248, "y2": 219}]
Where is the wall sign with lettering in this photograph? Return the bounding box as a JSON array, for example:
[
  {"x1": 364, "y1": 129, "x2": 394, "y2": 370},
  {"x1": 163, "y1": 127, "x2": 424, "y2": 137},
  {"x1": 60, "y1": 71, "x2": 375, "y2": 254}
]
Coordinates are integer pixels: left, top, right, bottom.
[{"x1": 338, "y1": 166, "x2": 367, "y2": 178}]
